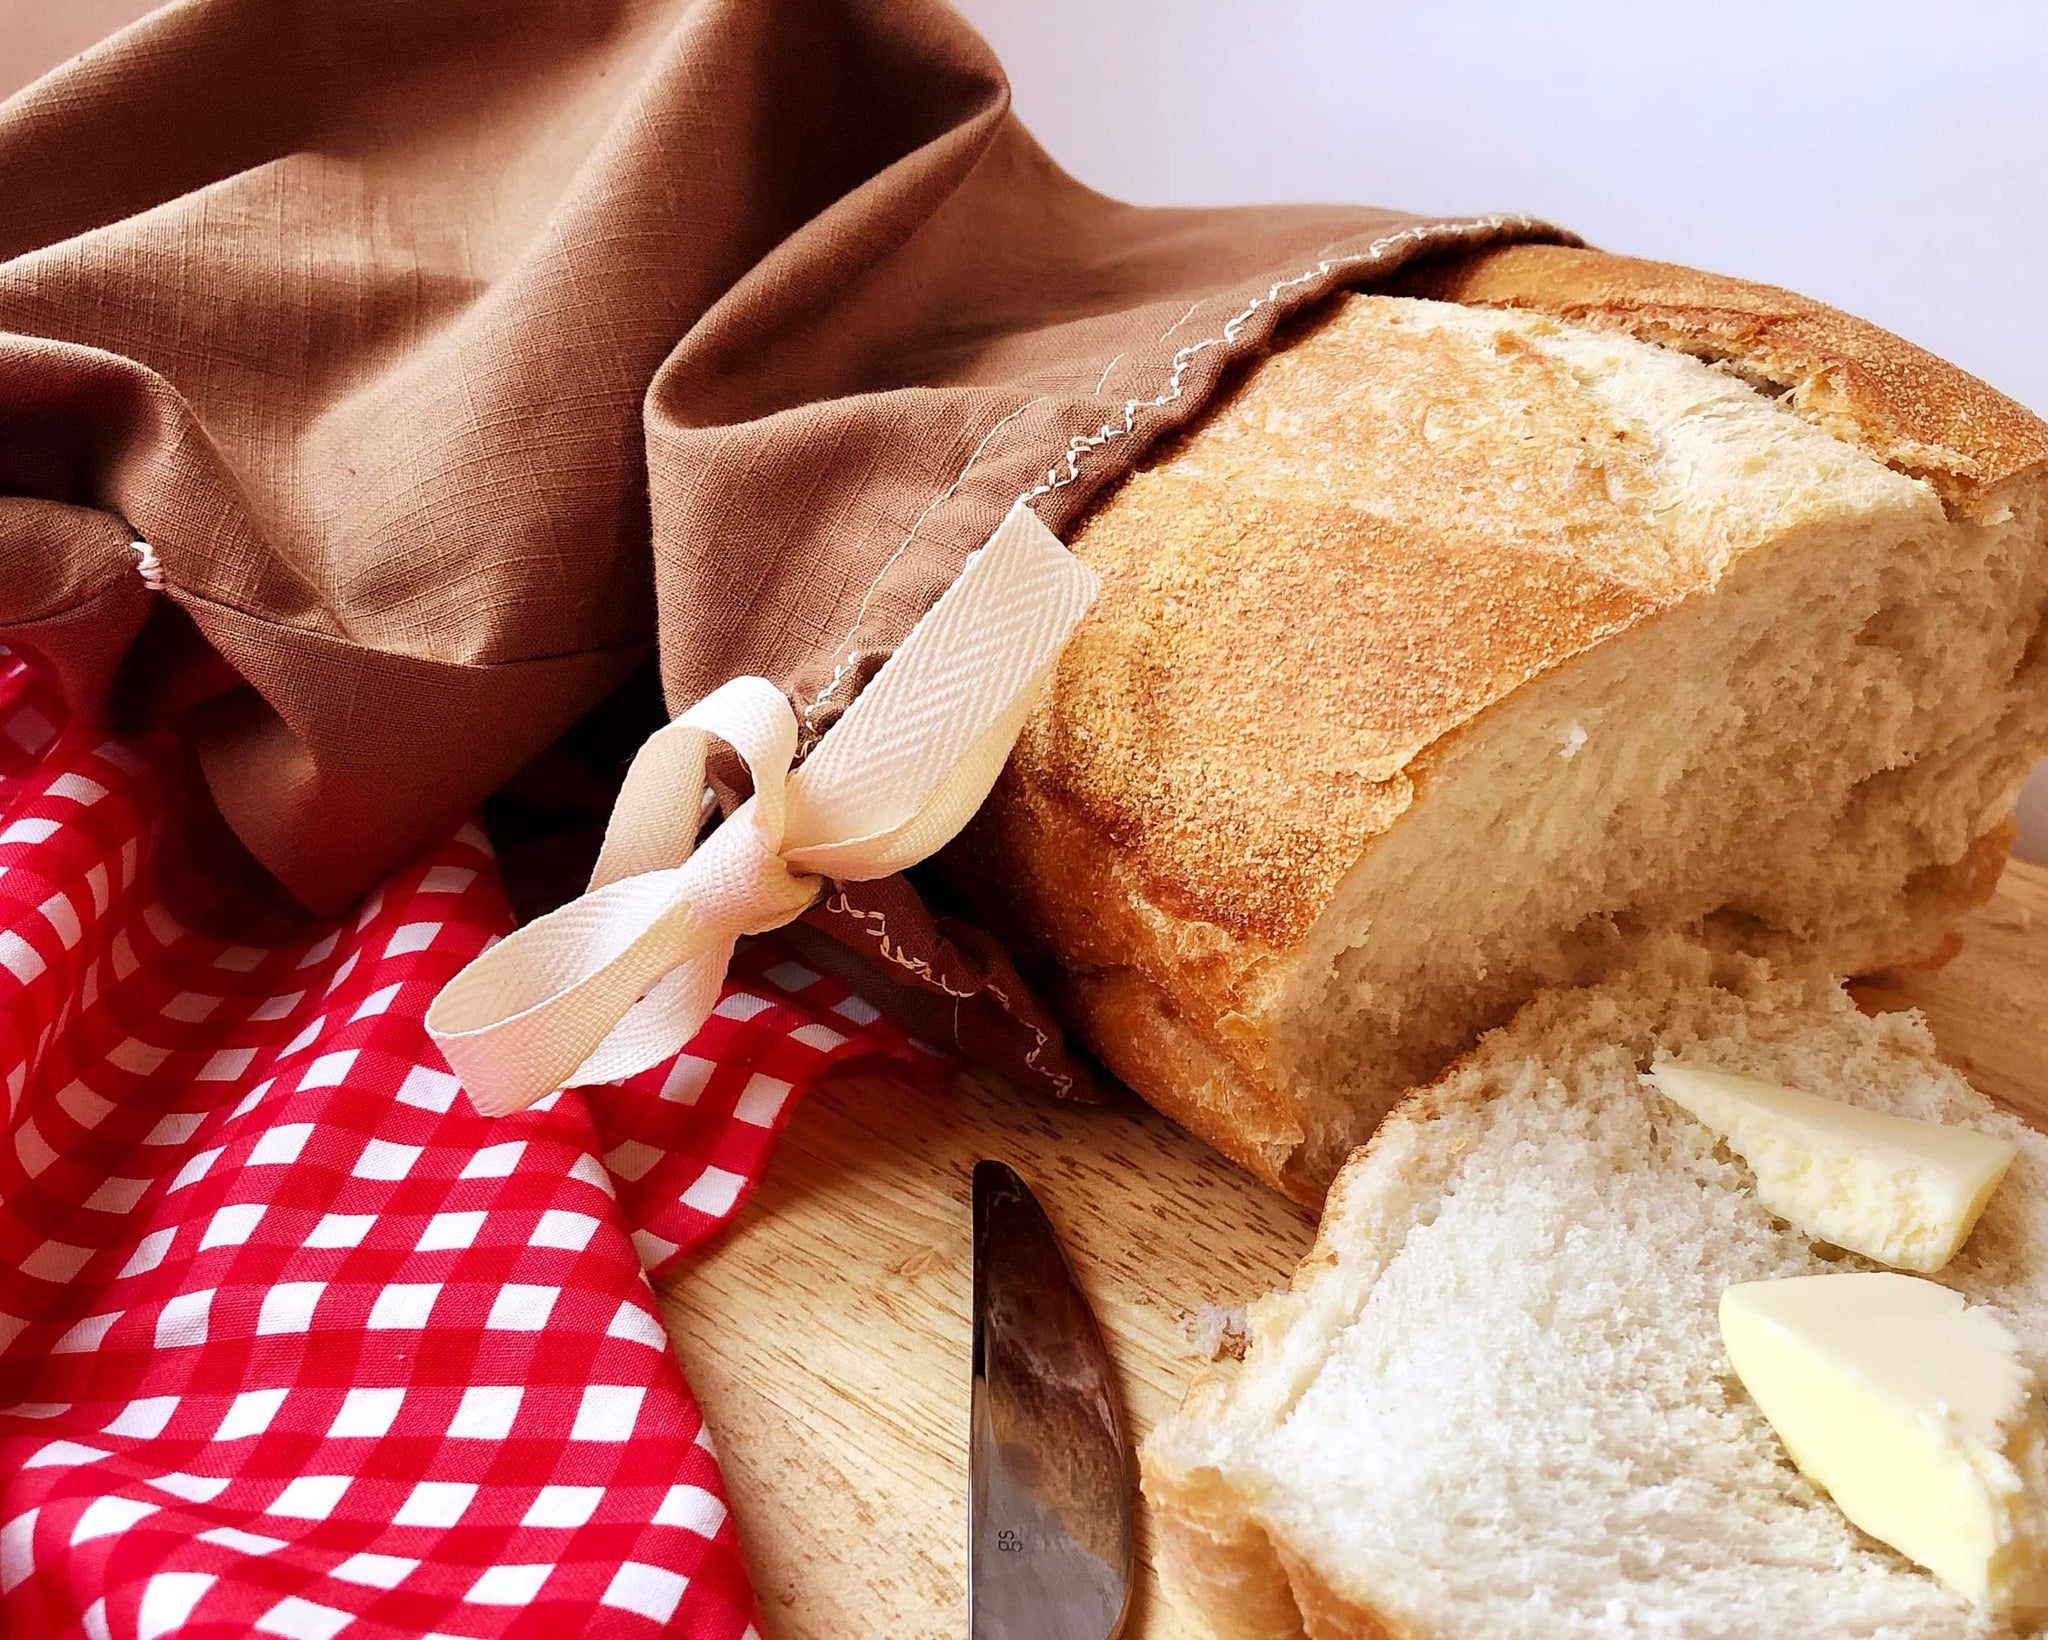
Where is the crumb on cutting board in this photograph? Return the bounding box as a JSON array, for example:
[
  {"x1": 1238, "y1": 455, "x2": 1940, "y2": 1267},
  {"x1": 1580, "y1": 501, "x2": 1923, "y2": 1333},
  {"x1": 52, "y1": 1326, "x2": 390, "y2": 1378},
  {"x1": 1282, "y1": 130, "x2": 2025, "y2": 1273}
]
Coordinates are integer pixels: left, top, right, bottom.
[{"x1": 1180, "y1": 1302, "x2": 1250, "y2": 1361}]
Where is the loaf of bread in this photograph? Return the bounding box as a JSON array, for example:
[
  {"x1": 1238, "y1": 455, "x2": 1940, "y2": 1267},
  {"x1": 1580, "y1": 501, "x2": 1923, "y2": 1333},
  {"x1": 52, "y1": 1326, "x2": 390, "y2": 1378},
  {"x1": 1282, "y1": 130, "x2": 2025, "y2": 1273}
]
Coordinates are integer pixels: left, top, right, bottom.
[
  {"x1": 942, "y1": 247, "x2": 2048, "y2": 1203},
  {"x1": 1139, "y1": 946, "x2": 2048, "y2": 1639}
]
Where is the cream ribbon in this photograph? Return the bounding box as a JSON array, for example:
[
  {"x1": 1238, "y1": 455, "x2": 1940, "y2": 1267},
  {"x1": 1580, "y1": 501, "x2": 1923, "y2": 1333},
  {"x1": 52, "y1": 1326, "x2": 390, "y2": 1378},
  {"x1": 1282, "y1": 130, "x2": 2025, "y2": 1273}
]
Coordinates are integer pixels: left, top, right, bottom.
[{"x1": 425, "y1": 500, "x2": 1100, "y2": 1117}]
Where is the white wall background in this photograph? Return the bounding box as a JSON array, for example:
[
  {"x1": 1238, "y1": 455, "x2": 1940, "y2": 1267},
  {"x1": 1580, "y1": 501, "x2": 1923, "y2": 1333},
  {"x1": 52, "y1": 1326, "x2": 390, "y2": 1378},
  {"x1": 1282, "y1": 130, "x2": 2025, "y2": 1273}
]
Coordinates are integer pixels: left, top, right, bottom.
[{"x1": 956, "y1": 0, "x2": 2048, "y2": 856}]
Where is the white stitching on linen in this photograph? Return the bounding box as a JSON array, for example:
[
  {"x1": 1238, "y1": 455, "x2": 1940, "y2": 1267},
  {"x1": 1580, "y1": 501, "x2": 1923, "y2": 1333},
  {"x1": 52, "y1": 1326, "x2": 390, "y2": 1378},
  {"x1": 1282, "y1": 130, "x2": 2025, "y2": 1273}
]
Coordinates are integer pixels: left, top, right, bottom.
[
  {"x1": 1020, "y1": 212, "x2": 1545, "y2": 503},
  {"x1": 823, "y1": 889, "x2": 1072, "y2": 1096},
  {"x1": 1157, "y1": 299, "x2": 1203, "y2": 343},
  {"x1": 799, "y1": 396, "x2": 1045, "y2": 735}
]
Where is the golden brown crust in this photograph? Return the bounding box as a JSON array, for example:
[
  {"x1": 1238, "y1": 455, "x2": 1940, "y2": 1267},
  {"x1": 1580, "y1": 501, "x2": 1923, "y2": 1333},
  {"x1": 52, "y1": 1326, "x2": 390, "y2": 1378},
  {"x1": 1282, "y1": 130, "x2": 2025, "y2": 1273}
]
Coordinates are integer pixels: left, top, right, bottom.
[
  {"x1": 1150, "y1": 1503, "x2": 1419, "y2": 1640},
  {"x1": 1273, "y1": 1551, "x2": 1422, "y2": 1640},
  {"x1": 1062, "y1": 963, "x2": 1302, "y2": 1195},
  {"x1": 946, "y1": 765, "x2": 1301, "y2": 1174},
  {"x1": 1013, "y1": 302, "x2": 1663, "y2": 947},
  {"x1": 957, "y1": 766, "x2": 1280, "y2": 1046},
  {"x1": 1149, "y1": 1509, "x2": 1311, "y2": 1640},
  {"x1": 956, "y1": 757, "x2": 1467, "y2": 1201},
  {"x1": 1392, "y1": 244, "x2": 2048, "y2": 519},
  {"x1": 943, "y1": 257, "x2": 2048, "y2": 1215},
  {"x1": 1030, "y1": 491, "x2": 1651, "y2": 948}
]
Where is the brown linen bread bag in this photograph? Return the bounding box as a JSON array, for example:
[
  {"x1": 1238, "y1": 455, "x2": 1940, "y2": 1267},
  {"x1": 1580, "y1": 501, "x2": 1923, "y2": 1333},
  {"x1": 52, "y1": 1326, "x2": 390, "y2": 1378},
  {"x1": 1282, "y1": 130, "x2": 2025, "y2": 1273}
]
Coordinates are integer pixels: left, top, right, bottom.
[
  {"x1": 941, "y1": 245, "x2": 2048, "y2": 1201},
  {"x1": 0, "y1": 0, "x2": 1563, "y2": 1100}
]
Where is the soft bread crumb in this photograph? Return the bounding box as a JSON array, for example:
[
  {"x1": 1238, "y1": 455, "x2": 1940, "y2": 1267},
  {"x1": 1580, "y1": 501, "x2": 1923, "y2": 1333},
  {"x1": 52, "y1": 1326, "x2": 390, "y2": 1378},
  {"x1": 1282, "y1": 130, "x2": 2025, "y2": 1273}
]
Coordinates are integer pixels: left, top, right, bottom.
[{"x1": 1143, "y1": 944, "x2": 2048, "y2": 1640}]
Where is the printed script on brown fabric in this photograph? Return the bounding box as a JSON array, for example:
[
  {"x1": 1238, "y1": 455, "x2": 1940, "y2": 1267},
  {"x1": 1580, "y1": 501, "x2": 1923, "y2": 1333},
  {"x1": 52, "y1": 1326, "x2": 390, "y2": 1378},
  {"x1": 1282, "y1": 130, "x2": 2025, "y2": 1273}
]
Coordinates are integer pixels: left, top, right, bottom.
[{"x1": 0, "y1": 0, "x2": 1572, "y2": 1101}]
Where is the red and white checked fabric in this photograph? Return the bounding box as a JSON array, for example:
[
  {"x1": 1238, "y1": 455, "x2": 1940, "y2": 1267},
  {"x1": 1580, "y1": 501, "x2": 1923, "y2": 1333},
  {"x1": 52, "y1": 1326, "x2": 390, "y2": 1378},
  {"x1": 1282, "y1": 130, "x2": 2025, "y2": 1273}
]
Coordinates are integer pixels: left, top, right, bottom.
[{"x1": 0, "y1": 654, "x2": 936, "y2": 1638}]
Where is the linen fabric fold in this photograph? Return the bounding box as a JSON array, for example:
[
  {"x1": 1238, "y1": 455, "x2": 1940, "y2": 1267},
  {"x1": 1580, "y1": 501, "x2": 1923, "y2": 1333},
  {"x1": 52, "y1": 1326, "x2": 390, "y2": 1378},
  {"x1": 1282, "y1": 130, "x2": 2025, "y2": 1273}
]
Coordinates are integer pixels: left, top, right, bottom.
[{"x1": 0, "y1": 0, "x2": 1570, "y2": 1098}]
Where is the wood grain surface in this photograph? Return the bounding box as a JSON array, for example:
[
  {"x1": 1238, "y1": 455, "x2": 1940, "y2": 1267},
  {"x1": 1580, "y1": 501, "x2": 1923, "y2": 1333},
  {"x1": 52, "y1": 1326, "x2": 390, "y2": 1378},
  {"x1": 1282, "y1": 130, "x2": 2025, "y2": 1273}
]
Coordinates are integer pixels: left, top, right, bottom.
[{"x1": 656, "y1": 860, "x2": 2048, "y2": 1639}]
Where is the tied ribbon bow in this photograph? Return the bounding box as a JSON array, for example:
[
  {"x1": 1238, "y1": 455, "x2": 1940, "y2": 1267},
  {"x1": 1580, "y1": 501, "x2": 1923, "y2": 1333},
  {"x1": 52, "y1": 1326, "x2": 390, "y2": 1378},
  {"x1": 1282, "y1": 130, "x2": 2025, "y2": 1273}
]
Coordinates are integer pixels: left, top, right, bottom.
[{"x1": 426, "y1": 501, "x2": 1100, "y2": 1116}]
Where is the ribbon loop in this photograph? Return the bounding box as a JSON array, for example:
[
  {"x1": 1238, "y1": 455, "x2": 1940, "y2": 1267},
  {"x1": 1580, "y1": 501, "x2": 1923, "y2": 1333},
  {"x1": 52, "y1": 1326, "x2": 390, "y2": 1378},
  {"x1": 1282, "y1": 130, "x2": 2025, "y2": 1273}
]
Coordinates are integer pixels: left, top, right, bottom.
[
  {"x1": 426, "y1": 500, "x2": 1099, "y2": 1116},
  {"x1": 588, "y1": 675, "x2": 795, "y2": 888}
]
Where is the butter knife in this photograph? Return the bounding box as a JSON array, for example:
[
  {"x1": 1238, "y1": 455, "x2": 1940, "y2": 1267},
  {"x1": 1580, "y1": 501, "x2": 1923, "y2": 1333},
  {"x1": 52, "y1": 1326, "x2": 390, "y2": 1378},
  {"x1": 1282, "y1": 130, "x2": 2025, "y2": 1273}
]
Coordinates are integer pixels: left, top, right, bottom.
[{"x1": 970, "y1": 1159, "x2": 1133, "y2": 1640}]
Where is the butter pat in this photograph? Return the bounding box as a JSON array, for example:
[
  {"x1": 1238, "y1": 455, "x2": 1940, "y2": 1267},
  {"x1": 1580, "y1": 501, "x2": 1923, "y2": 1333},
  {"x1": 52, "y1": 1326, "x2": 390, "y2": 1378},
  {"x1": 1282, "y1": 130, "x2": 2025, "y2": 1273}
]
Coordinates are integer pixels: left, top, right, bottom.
[
  {"x1": 1723, "y1": 1273, "x2": 2048, "y2": 1611},
  {"x1": 1648, "y1": 1061, "x2": 2014, "y2": 1271}
]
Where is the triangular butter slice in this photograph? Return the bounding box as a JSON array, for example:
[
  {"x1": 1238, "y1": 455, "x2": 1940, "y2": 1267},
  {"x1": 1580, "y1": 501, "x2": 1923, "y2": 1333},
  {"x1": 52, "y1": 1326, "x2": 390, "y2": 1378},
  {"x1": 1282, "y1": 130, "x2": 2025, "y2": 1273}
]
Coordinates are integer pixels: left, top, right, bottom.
[
  {"x1": 1649, "y1": 1061, "x2": 2015, "y2": 1271},
  {"x1": 1722, "y1": 1273, "x2": 2048, "y2": 1611}
]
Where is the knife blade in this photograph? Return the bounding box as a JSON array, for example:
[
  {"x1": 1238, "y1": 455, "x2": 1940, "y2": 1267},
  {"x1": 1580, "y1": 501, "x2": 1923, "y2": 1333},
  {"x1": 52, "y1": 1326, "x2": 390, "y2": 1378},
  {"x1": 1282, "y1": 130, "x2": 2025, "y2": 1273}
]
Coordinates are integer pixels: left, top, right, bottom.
[{"x1": 970, "y1": 1159, "x2": 1133, "y2": 1640}]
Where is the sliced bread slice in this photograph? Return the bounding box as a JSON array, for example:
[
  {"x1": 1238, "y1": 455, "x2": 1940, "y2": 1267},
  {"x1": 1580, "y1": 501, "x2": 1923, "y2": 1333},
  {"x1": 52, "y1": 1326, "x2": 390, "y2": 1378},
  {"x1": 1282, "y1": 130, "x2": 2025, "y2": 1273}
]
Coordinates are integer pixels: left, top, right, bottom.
[{"x1": 1141, "y1": 944, "x2": 2048, "y2": 1639}]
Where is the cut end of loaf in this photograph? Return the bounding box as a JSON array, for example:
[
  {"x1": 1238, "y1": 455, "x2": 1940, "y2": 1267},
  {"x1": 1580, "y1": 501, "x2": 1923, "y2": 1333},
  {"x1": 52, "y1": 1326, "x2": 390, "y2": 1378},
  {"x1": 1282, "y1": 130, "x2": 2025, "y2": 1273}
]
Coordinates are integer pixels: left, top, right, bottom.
[
  {"x1": 1142, "y1": 945, "x2": 2048, "y2": 1640},
  {"x1": 1274, "y1": 374, "x2": 2048, "y2": 1190}
]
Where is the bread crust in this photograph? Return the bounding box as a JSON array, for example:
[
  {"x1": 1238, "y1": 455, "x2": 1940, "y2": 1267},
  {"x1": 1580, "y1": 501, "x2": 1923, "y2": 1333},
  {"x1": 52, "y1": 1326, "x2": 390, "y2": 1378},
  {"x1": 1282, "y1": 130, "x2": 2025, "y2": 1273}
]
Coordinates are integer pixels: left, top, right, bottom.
[
  {"x1": 999, "y1": 310, "x2": 1665, "y2": 950},
  {"x1": 1150, "y1": 1508, "x2": 1310, "y2": 1640},
  {"x1": 950, "y1": 763, "x2": 1307, "y2": 1183},
  {"x1": 943, "y1": 251, "x2": 2048, "y2": 1201},
  {"x1": 1391, "y1": 243, "x2": 2048, "y2": 520},
  {"x1": 1272, "y1": 1552, "x2": 1420, "y2": 1640}
]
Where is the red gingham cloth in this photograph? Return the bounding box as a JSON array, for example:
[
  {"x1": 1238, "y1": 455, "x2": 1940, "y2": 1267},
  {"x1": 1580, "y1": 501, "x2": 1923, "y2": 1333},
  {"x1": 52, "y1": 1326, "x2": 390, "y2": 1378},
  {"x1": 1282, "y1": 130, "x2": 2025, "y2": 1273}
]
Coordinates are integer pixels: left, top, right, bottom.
[{"x1": 0, "y1": 654, "x2": 935, "y2": 1638}]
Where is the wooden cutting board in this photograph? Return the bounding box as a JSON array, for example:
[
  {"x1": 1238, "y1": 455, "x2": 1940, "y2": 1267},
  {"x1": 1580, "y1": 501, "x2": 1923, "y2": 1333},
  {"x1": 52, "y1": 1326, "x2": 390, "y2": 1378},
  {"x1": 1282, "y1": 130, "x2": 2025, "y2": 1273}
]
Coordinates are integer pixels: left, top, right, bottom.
[{"x1": 655, "y1": 860, "x2": 2048, "y2": 1639}]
